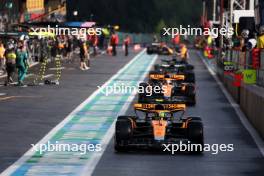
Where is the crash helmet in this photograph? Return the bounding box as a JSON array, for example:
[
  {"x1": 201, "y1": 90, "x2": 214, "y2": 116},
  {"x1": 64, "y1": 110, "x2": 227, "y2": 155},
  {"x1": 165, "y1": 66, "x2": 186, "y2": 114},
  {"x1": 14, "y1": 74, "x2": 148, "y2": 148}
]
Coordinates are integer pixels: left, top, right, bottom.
[
  {"x1": 159, "y1": 111, "x2": 166, "y2": 118},
  {"x1": 19, "y1": 35, "x2": 25, "y2": 41},
  {"x1": 166, "y1": 79, "x2": 172, "y2": 85},
  {"x1": 7, "y1": 43, "x2": 14, "y2": 50},
  {"x1": 17, "y1": 41, "x2": 24, "y2": 48},
  {"x1": 241, "y1": 29, "x2": 249, "y2": 39},
  {"x1": 259, "y1": 26, "x2": 264, "y2": 35}
]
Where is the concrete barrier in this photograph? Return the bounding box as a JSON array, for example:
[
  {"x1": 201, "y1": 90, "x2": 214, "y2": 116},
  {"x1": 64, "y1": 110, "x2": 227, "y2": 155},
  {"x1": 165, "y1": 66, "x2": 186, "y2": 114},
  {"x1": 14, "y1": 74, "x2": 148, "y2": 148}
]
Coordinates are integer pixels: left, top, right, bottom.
[
  {"x1": 240, "y1": 84, "x2": 264, "y2": 138},
  {"x1": 223, "y1": 74, "x2": 240, "y2": 103},
  {"x1": 200, "y1": 50, "x2": 264, "y2": 139},
  {"x1": 222, "y1": 74, "x2": 264, "y2": 138}
]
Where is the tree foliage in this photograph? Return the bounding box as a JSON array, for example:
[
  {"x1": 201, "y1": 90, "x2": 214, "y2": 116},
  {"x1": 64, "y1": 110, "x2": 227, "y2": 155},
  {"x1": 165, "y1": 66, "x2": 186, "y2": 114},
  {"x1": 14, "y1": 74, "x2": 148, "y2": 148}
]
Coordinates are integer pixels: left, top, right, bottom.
[{"x1": 67, "y1": 0, "x2": 202, "y2": 33}]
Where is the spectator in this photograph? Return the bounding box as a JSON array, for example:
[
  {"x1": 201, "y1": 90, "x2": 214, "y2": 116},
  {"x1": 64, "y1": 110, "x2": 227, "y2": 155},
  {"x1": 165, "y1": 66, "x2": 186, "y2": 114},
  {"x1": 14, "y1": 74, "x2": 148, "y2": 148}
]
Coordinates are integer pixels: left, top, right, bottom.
[{"x1": 257, "y1": 26, "x2": 264, "y2": 49}]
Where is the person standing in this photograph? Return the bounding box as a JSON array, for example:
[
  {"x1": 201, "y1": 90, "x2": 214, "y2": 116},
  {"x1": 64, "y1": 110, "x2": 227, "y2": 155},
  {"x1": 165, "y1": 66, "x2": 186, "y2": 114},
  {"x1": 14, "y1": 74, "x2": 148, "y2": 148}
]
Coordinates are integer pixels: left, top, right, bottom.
[
  {"x1": 257, "y1": 26, "x2": 264, "y2": 49},
  {"x1": 123, "y1": 35, "x2": 131, "y2": 56},
  {"x1": 177, "y1": 44, "x2": 189, "y2": 62},
  {"x1": 16, "y1": 41, "x2": 28, "y2": 86},
  {"x1": 66, "y1": 36, "x2": 73, "y2": 62},
  {"x1": 79, "y1": 40, "x2": 89, "y2": 70},
  {"x1": 110, "y1": 32, "x2": 119, "y2": 56},
  {"x1": 4, "y1": 43, "x2": 16, "y2": 86},
  {"x1": 0, "y1": 42, "x2": 6, "y2": 74},
  {"x1": 90, "y1": 33, "x2": 98, "y2": 56}
]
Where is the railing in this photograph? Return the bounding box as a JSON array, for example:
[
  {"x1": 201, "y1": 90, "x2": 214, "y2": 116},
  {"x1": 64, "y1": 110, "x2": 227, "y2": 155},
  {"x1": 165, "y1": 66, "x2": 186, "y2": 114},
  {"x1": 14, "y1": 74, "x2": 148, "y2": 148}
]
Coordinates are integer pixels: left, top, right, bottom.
[{"x1": 216, "y1": 48, "x2": 264, "y2": 87}]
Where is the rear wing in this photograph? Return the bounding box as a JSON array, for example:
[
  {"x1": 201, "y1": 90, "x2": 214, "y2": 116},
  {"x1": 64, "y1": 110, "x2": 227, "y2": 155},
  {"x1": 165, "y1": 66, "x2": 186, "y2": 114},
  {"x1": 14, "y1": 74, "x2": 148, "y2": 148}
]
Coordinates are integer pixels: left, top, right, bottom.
[
  {"x1": 134, "y1": 103, "x2": 186, "y2": 111},
  {"x1": 149, "y1": 73, "x2": 185, "y2": 81}
]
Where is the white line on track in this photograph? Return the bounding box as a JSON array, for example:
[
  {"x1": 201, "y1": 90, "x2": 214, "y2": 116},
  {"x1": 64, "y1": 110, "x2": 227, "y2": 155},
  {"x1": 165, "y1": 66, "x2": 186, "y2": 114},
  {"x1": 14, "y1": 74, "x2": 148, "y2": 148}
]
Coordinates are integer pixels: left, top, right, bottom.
[
  {"x1": 43, "y1": 74, "x2": 54, "y2": 78},
  {"x1": 197, "y1": 51, "x2": 264, "y2": 157}
]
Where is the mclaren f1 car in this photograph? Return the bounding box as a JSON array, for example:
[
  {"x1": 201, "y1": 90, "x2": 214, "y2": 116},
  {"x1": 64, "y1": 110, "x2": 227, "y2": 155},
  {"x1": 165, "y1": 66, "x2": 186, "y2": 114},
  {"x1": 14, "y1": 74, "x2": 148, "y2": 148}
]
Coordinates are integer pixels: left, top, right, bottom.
[
  {"x1": 138, "y1": 72, "x2": 196, "y2": 105},
  {"x1": 153, "y1": 60, "x2": 195, "y2": 83},
  {"x1": 146, "y1": 43, "x2": 174, "y2": 55},
  {"x1": 114, "y1": 103, "x2": 204, "y2": 153}
]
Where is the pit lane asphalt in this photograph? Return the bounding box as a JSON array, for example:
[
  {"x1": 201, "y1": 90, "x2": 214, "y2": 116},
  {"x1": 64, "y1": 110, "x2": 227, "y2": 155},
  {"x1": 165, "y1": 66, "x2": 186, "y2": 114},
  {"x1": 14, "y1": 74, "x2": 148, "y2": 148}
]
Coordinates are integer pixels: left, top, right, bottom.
[
  {"x1": 92, "y1": 50, "x2": 264, "y2": 176},
  {"x1": 0, "y1": 49, "x2": 138, "y2": 173}
]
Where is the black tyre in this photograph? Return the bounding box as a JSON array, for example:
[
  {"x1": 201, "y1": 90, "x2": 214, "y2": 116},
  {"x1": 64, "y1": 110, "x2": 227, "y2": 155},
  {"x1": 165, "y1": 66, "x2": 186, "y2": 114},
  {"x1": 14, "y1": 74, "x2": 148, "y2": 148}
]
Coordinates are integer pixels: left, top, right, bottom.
[
  {"x1": 186, "y1": 64, "x2": 194, "y2": 70},
  {"x1": 185, "y1": 85, "x2": 196, "y2": 106},
  {"x1": 189, "y1": 95, "x2": 196, "y2": 106},
  {"x1": 185, "y1": 85, "x2": 195, "y2": 96},
  {"x1": 115, "y1": 116, "x2": 133, "y2": 152},
  {"x1": 154, "y1": 64, "x2": 160, "y2": 71},
  {"x1": 185, "y1": 72, "x2": 195, "y2": 83},
  {"x1": 147, "y1": 48, "x2": 153, "y2": 55},
  {"x1": 138, "y1": 83, "x2": 149, "y2": 103},
  {"x1": 188, "y1": 120, "x2": 204, "y2": 154}
]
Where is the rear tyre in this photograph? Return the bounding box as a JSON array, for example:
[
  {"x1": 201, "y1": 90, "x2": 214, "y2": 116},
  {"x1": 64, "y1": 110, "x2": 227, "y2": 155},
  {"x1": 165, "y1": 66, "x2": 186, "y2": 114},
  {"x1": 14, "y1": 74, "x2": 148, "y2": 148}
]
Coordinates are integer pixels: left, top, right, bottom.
[
  {"x1": 147, "y1": 48, "x2": 153, "y2": 55},
  {"x1": 185, "y1": 85, "x2": 196, "y2": 106},
  {"x1": 185, "y1": 72, "x2": 195, "y2": 83},
  {"x1": 187, "y1": 95, "x2": 196, "y2": 106},
  {"x1": 115, "y1": 116, "x2": 133, "y2": 152},
  {"x1": 154, "y1": 64, "x2": 160, "y2": 71},
  {"x1": 138, "y1": 83, "x2": 149, "y2": 103},
  {"x1": 188, "y1": 120, "x2": 204, "y2": 154}
]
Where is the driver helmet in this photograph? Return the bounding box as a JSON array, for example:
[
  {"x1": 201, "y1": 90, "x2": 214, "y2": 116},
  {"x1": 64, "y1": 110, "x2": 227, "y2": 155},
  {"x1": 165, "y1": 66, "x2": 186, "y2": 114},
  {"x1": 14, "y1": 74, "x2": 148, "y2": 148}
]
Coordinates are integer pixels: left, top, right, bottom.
[
  {"x1": 241, "y1": 29, "x2": 249, "y2": 39},
  {"x1": 259, "y1": 26, "x2": 264, "y2": 35},
  {"x1": 7, "y1": 43, "x2": 14, "y2": 50},
  {"x1": 159, "y1": 111, "x2": 166, "y2": 118},
  {"x1": 166, "y1": 80, "x2": 172, "y2": 85}
]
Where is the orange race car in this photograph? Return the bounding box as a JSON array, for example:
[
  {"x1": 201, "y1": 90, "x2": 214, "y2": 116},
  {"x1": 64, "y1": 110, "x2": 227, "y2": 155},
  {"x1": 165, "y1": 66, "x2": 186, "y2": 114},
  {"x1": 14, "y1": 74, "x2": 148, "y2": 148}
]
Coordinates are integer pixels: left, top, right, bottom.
[
  {"x1": 114, "y1": 103, "x2": 204, "y2": 153},
  {"x1": 146, "y1": 43, "x2": 174, "y2": 55},
  {"x1": 138, "y1": 72, "x2": 196, "y2": 105}
]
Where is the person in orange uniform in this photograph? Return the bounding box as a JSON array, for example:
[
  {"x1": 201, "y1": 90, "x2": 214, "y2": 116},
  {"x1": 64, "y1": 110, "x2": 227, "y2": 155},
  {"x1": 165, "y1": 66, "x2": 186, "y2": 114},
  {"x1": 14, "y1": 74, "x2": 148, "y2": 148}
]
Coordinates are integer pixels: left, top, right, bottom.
[
  {"x1": 0, "y1": 42, "x2": 6, "y2": 74},
  {"x1": 110, "y1": 32, "x2": 119, "y2": 56},
  {"x1": 177, "y1": 43, "x2": 189, "y2": 61},
  {"x1": 172, "y1": 34, "x2": 180, "y2": 47},
  {"x1": 90, "y1": 33, "x2": 98, "y2": 56},
  {"x1": 123, "y1": 35, "x2": 131, "y2": 56}
]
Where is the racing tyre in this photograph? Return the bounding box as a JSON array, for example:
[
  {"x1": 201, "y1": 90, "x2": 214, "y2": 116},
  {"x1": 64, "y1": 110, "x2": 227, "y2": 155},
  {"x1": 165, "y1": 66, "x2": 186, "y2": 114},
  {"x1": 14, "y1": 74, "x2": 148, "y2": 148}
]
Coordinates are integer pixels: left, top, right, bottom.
[
  {"x1": 185, "y1": 85, "x2": 196, "y2": 106},
  {"x1": 188, "y1": 120, "x2": 204, "y2": 154},
  {"x1": 187, "y1": 95, "x2": 196, "y2": 106},
  {"x1": 115, "y1": 116, "x2": 133, "y2": 152},
  {"x1": 138, "y1": 83, "x2": 149, "y2": 103},
  {"x1": 185, "y1": 72, "x2": 195, "y2": 83},
  {"x1": 154, "y1": 64, "x2": 160, "y2": 71},
  {"x1": 147, "y1": 48, "x2": 153, "y2": 55}
]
